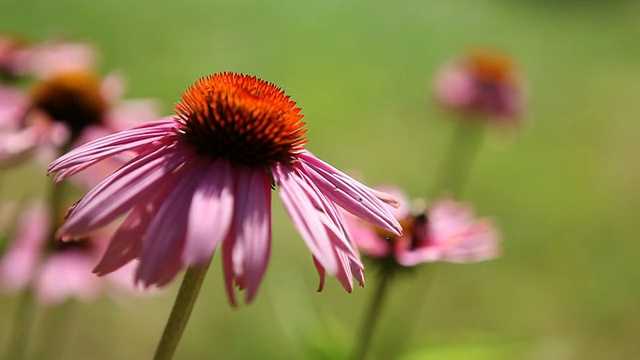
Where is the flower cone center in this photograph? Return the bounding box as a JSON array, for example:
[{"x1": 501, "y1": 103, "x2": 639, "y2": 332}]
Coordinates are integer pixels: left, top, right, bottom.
[
  {"x1": 468, "y1": 50, "x2": 514, "y2": 85},
  {"x1": 175, "y1": 72, "x2": 308, "y2": 167},
  {"x1": 30, "y1": 71, "x2": 107, "y2": 139}
]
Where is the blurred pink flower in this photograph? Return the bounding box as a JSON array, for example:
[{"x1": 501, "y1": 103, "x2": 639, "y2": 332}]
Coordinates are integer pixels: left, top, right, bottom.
[
  {"x1": 27, "y1": 40, "x2": 98, "y2": 80},
  {"x1": 48, "y1": 72, "x2": 402, "y2": 306},
  {"x1": 0, "y1": 203, "x2": 137, "y2": 306},
  {"x1": 346, "y1": 187, "x2": 500, "y2": 266},
  {"x1": 434, "y1": 49, "x2": 526, "y2": 125},
  {"x1": 0, "y1": 70, "x2": 159, "y2": 185},
  {"x1": 0, "y1": 34, "x2": 32, "y2": 81}
]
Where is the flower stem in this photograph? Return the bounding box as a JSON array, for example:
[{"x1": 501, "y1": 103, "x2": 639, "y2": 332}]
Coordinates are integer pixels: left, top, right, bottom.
[
  {"x1": 5, "y1": 288, "x2": 36, "y2": 360},
  {"x1": 352, "y1": 268, "x2": 395, "y2": 360},
  {"x1": 153, "y1": 263, "x2": 211, "y2": 360},
  {"x1": 432, "y1": 120, "x2": 484, "y2": 199},
  {"x1": 33, "y1": 300, "x2": 76, "y2": 360}
]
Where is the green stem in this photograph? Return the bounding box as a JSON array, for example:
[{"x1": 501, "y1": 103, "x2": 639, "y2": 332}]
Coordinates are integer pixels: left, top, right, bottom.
[
  {"x1": 389, "y1": 264, "x2": 438, "y2": 357},
  {"x1": 352, "y1": 268, "x2": 395, "y2": 360},
  {"x1": 32, "y1": 300, "x2": 76, "y2": 360},
  {"x1": 153, "y1": 263, "x2": 211, "y2": 360},
  {"x1": 432, "y1": 120, "x2": 485, "y2": 199},
  {"x1": 5, "y1": 288, "x2": 36, "y2": 360}
]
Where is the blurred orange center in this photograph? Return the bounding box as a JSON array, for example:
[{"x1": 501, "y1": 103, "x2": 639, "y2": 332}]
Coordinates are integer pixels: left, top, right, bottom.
[
  {"x1": 175, "y1": 72, "x2": 308, "y2": 167},
  {"x1": 468, "y1": 50, "x2": 514, "y2": 84},
  {"x1": 30, "y1": 71, "x2": 107, "y2": 138}
]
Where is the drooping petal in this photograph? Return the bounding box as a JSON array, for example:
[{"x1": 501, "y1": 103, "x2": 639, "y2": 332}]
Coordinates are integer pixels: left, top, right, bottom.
[
  {"x1": 312, "y1": 256, "x2": 326, "y2": 292},
  {"x1": 48, "y1": 119, "x2": 176, "y2": 181},
  {"x1": 182, "y1": 158, "x2": 234, "y2": 266},
  {"x1": 59, "y1": 144, "x2": 187, "y2": 238},
  {"x1": 92, "y1": 175, "x2": 180, "y2": 276},
  {"x1": 292, "y1": 165, "x2": 366, "y2": 290},
  {"x1": 135, "y1": 161, "x2": 202, "y2": 286},
  {"x1": 275, "y1": 164, "x2": 338, "y2": 275},
  {"x1": 222, "y1": 223, "x2": 238, "y2": 307},
  {"x1": 297, "y1": 152, "x2": 402, "y2": 236},
  {"x1": 232, "y1": 168, "x2": 272, "y2": 304}
]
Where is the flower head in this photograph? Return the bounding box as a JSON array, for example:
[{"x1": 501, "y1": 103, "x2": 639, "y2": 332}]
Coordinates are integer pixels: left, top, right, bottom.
[
  {"x1": 346, "y1": 187, "x2": 500, "y2": 267},
  {"x1": 0, "y1": 68, "x2": 158, "y2": 181},
  {"x1": 48, "y1": 72, "x2": 402, "y2": 306},
  {"x1": 0, "y1": 203, "x2": 136, "y2": 306},
  {"x1": 0, "y1": 34, "x2": 31, "y2": 82},
  {"x1": 434, "y1": 48, "x2": 525, "y2": 125}
]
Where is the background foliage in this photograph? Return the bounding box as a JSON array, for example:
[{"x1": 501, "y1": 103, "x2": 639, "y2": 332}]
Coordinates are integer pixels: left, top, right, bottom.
[{"x1": 1, "y1": 0, "x2": 639, "y2": 359}]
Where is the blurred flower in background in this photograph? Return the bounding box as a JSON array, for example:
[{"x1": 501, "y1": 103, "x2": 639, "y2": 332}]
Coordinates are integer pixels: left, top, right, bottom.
[
  {"x1": 0, "y1": 202, "x2": 137, "y2": 306},
  {"x1": 0, "y1": 40, "x2": 159, "y2": 186},
  {"x1": 0, "y1": 36, "x2": 160, "y2": 306},
  {"x1": 346, "y1": 186, "x2": 500, "y2": 267},
  {"x1": 0, "y1": 34, "x2": 32, "y2": 83},
  {"x1": 434, "y1": 48, "x2": 526, "y2": 126}
]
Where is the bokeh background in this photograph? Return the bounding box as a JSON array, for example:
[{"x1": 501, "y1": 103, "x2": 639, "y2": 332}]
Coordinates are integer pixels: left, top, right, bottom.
[{"x1": 1, "y1": 0, "x2": 639, "y2": 359}]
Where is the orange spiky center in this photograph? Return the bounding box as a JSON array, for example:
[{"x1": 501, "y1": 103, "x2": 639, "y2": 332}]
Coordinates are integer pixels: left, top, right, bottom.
[
  {"x1": 468, "y1": 49, "x2": 515, "y2": 85},
  {"x1": 175, "y1": 72, "x2": 308, "y2": 167},
  {"x1": 30, "y1": 71, "x2": 107, "y2": 139}
]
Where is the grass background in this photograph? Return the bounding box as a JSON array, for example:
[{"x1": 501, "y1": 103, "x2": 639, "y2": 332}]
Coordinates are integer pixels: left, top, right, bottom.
[{"x1": 1, "y1": 0, "x2": 639, "y2": 359}]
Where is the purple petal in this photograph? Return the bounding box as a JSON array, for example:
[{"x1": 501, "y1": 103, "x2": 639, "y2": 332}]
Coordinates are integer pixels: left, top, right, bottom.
[
  {"x1": 222, "y1": 225, "x2": 238, "y2": 307},
  {"x1": 312, "y1": 256, "x2": 326, "y2": 292},
  {"x1": 135, "y1": 161, "x2": 202, "y2": 286},
  {"x1": 275, "y1": 164, "x2": 338, "y2": 275},
  {"x1": 233, "y1": 168, "x2": 272, "y2": 304},
  {"x1": 48, "y1": 119, "x2": 176, "y2": 181},
  {"x1": 59, "y1": 144, "x2": 187, "y2": 238},
  {"x1": 297, "y1": 152, "x2": 402, "y2": 236},
  {"x1": 182, "y1": 158, "x2": 234, "y2": 266},
  {"x1": 92, "y1": 176, "x2": 180, "y2": 276}
]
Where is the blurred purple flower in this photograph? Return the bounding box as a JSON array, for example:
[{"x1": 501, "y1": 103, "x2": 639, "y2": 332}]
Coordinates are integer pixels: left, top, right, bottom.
[
  {"x1": 346, "y1": 186, "x2": 500, "y2": 266},
  {"x1": 434, "y1": 49, "x2": 526, "y2": 125},
  {"x1": 0, "y1": 203, "x2": 137, "y2": 306},
  {"x1": 0, "y1": 69, "x2": 159, "y2": 185},
  {"x1": 48, "y1": 72, "x2": 402, "y2": 306},
  {"x1": 27, "y1": 40, "x2": 98, "y2": 81},
  {"x1": 0, "y1": 34, "x2": 32, "y2": 81}
]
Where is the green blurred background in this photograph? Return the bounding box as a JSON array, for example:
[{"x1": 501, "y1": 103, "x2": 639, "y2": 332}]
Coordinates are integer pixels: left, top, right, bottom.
[{"x1": 1, "y1": 0, "x2": 639, "y2": 359}]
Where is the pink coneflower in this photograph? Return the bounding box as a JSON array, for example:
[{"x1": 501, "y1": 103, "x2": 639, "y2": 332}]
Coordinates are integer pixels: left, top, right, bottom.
[
  {"x1": 0, "y1": 34, "x2": 31, "y2": 81},
  {"x1": 345, "y1": 187, "x2": 499, "y2": 267},
  {"x1": 27, "y1": 40, "x2": 98, "y2": 81},
  {"x1": 434, "y1": 49, "x2": 525, "y2": 125},
  {"x1": 48, "y1": 72, "x2": 402, "y2": 306},
  {"x1": 0, "y1": 203, "x2": 136, "y2": 305},
  {"x1": 0, "y1": 69, "x2": 158, "y2": 183}
]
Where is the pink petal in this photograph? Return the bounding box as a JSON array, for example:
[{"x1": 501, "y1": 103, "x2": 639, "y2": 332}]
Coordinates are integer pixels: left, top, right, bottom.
[
  {"x1": 93, "y1": 195, "x2": 162, "y2": 276},
  {"x1": 0, "y1": 127, "x2": 39, "y2": 166},
  {"x1": 312, "y1": 256, "x2": 326, "y2": 292},
  {"x1": 0, "y1": 86, "x2": 27, "y2": 129},
  {"x1": 35, "y1": 253, "x2": 99, "y2": 306},
  {"x1": 0, "y1": 203, "x2": 51, "y2": 292},
  {"x1": 182, "y1": 158, "x2": 234, "y2": 266},
  {"x1": 441, "y1": 220, "x2": 501, "y2": 263},
  {"x1": 232, "y1": 168, "x2": 272, "y2": 304},
  {"x1": 344, "y1": 212, "x2": 390, "y2": 258},
  {"x1": 297, "y1": 152, "x2": 402, "y2": 236},
  {"x1": 135, "y1": 161, "x2": 202, "y2": 286},
  {"x1": 48, "y1": 119, "x2": 176, "y2": 181},
  {"x1": 275, "y1": 164, "x2": 338, "y2": 275},
  {"x1": 59, "y1": 144, "x2": 187, "y2": 237},
  {"x1": 222, "y1": 224, "x2": 238, "y2": 307}
]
